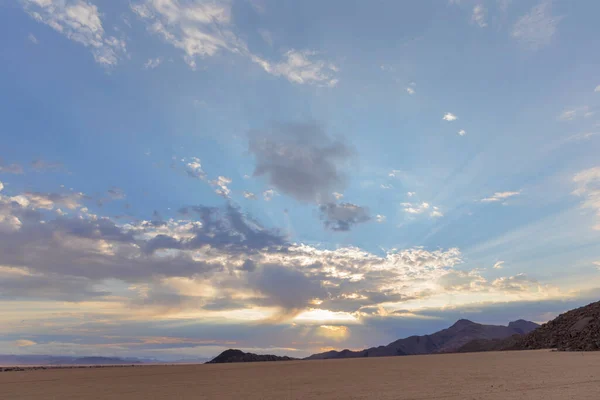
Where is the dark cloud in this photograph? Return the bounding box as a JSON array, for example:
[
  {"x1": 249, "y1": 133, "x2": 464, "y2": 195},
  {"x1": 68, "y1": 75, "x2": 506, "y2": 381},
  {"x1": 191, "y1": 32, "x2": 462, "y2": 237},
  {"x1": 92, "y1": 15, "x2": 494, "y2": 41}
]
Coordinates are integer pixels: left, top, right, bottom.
[
  {"x1": 248, "y1": 122, "x2": 354, "y2": 203},
  {"x1": 107, "y1": 187, "x2": 126, "y2": 200},
  {"x1": 319, "y1": 202, "x2": 370, "y2": 231},
  {"x1": 249, "y1": 264, "x2": 326, "y2": 316}
]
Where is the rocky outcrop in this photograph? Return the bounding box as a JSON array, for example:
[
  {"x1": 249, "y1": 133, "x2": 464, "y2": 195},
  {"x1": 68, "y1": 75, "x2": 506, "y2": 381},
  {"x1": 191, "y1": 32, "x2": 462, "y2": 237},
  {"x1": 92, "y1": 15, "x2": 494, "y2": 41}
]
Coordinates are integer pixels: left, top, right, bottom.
[{"x1": 206, "y1": 349, "x2": 296, "y2": 364}]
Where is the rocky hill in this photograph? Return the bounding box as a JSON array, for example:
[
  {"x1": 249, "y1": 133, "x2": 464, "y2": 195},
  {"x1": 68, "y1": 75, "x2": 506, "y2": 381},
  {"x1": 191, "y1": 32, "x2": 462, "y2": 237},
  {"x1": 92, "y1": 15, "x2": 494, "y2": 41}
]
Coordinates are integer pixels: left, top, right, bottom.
[
  {"x1": 306, "y1": 319, "x2": 538, "y2": 360},
  {"x1": 206, "y1": 349, "x2": 297, "y2": 364},
  {"x1": 458, "y1": 300, "x2": 600, "y2": 352}
]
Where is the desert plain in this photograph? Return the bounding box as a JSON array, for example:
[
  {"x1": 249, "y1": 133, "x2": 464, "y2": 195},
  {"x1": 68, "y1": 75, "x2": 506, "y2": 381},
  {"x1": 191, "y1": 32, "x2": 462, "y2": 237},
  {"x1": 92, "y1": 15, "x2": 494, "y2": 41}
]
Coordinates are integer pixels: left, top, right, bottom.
[{"x1": 1, "y1": 350, "x2": 599, "y2": 399}]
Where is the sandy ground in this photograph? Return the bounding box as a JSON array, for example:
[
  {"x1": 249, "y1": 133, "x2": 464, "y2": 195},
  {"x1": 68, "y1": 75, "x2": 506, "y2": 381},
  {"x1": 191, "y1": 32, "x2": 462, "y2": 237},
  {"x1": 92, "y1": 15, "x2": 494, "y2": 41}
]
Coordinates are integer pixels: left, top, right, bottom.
[{"x1": 1, "y1": 350, "x2": 599, "y2": 399}]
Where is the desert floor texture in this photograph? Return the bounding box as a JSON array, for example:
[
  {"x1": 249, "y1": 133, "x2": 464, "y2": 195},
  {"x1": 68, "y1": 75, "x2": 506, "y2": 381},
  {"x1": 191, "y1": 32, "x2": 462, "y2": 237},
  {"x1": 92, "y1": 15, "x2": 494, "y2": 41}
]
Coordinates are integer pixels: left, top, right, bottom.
[{"x1": 1, "y1": 350, "x2": 599, "y2": 399}]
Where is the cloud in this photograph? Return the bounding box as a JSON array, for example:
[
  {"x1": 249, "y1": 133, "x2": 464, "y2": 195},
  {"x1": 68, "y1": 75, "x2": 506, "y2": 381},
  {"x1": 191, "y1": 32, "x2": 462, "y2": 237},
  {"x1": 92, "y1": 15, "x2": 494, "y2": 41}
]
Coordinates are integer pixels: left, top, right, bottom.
[
  {"x1": 107, "y1": 187, "x2": 126, "y2": 200},
  {"x1": 472, "y1": 4, "x2": 487, "y2": 28},
  {"x1": 28, "y1": 33, "x2": 38, "y2": 44},
  {"x1": 572, "y1": 166, "x2": 600, "y2": 229},
  {"x1": 511, "y1": 1, "x2": 563, "y2": 50},
  {"x1": 380, "y1": 184, "x2": 393, "y2": 190},
  {"x1": 375, "y1": 214, "x2": 386, "y2": 223},
  {"x1": 458, "y1": 129, "x2": 466, "y2": 136},
  {"x1": 407, "y1": 192, "x2": 416, "y2": 197},
  {"x1": 0, "y1": 181, "x2": 3, "y2": 192},
  {"x1": 31, "y1": 159, "x2": 64, "y2": 172},
  {"x1": 131, "y1": 1, "x2": 338, "y2": 85},
  {"x1": 209, "y1": 176, "x2": 232, "y2": 198},
  {"x1": 22, "y1": 0, "x2": 126, "y2": 65},
  {"x1": 406, "y1": 87, "x2": 415, "y2": 95},
  {"x1": 243, "y1": 191, "x2": 256, "y2": 200},
  {"x1": 319, "y1": 202, "x2": 370, "y2": 231},
  {"x1": 248, "y1": 122, "x2": 354, "y2": 203},
  {"x1": 10, "y1": 192, "x2": 83, "y2": 210},
  {"x1": 0, "y1": 160, "x2": 24, "y2": 174},
  {"x1": 492, "y1": 273, "x2": 539, "y2": 292},
  {"x1": 595, "y1": 85, "x2": 600, "y2": 93},
  {"x1": 401, "y1": 202, "x2": 443, "y2": 218},
  {"x1": 262, "y1": 189, "x2": 276, "y2": 201},
  {"x1": 144, "y1": 57, "x2": 163, "y2": 69},
  {"x1": 185, "y1": 157, "x2": 206, "y2": 179},
  {"x1": 443, "y1": 113, "x2": 457, "y2": 122},
  {"x1": 480, "y1": 191, "x2": 520, "y2": 203},
  {"x1": 333, "y1": 192, "x2": 344, "y2": 200},
  {"x1": 15, "y1": 339, "x2": 37, "y2": 347},
  {"x1": 594, "y1": 261, "x2": 600, "y2": 271},
  {"x1": 557, "y1": 106, "x2": 594, "y2": 121},
  {"x1": 253, "y1": 50, "x2": 339, "y2": 87},
  {"x1": 493, "y1": 261, "x2": 505, "y2": 269}
]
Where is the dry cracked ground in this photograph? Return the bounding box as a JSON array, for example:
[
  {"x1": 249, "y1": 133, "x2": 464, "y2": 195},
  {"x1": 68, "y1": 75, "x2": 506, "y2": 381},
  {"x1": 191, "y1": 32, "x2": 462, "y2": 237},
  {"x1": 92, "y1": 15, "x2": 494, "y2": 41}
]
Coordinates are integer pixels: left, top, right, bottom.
[{"x1": 1, "y1": 350, "x2": 599, "y2": 399}]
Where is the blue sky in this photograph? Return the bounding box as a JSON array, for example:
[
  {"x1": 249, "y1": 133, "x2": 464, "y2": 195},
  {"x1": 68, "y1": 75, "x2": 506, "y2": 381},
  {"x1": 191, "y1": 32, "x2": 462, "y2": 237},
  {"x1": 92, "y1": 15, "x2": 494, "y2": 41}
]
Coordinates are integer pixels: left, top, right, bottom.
[{"x1": 1, "y1": 0, "x2": 600, "y2": 360}]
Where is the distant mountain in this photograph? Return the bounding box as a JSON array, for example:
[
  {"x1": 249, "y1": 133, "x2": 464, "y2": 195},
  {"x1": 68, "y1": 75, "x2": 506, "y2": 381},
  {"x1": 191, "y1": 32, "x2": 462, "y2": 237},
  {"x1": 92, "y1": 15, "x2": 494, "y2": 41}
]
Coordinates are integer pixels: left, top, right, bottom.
[
  {"x1": 206, "y1": 349, "x2": 297, "y2": 364},
  {"x1": 0, "y1": 355, "x2": 142, "y2": 366},
  {"x1": 306, "y1": 319, "x2": 539, "y2": 360}
]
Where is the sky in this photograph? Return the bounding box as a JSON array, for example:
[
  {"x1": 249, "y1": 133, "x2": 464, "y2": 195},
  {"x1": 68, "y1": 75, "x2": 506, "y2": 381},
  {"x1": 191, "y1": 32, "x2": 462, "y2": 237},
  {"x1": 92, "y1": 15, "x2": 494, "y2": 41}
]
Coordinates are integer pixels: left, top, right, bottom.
[{"x1": 0, "y1": 0, "x2": 600, "y2": 361}]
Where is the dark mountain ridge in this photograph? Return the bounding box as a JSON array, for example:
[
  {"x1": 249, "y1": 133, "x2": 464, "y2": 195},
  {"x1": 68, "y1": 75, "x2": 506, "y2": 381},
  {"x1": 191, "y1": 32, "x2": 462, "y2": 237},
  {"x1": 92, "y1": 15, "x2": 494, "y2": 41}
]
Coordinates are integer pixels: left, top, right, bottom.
[{"x1": 306, "y1": 319, "x2": 539, "y2": 360}]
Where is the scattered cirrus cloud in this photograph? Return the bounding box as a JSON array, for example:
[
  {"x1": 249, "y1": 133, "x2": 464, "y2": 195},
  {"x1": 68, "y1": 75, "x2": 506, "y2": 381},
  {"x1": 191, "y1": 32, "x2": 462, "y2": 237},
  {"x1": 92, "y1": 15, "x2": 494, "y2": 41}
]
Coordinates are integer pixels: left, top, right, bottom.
[
  {"x1": 31, "y1": 159, "x2": 64, "y2": 172},
  {"x1": 493, "y1": 260, "x2": 505, "y2": 269},
  {"x1": 572, "y1": 166, "x2": 600, "y2": 229},
  {"x1": 511, "y1": 1, "x2": 563, "y2": 50},
  {"x1": 480, "y1": 191, "x2": 521, "y2": 203},
  {"x1": 21, "y1": 0, "x2": 126, "y2": 65},
  {"x1": 443, "y1": 113, "x2": 458, "y2": 122},
  {"x1": 0, "y1": 160, "x2": 24, "y2": 175},
  {"x1": 595, "y1": 85, "x2": 600, "y2": 93},
  {"x1": 28, "y1": 33, "x2": 38, "y2": 44},
  {"x1": 144, "y1": 57, "x2": 163, "y2": 69},
  {"x1": 472, "y1": 5, "x2": 487, "y2": 28},
  {"x1": 557, "y1": 106, "x2": 594, "y2": 121},
  {"x1": 131, "y1": 0, "x2": 338, "y2": 86}
]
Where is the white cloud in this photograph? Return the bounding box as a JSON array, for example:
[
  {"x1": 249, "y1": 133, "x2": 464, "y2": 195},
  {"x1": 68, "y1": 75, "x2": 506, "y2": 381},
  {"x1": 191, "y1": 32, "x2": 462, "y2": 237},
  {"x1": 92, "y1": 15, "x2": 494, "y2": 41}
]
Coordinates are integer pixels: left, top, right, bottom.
[
  {"x1": 401, "y1": 202, "x2": 443, "y2": 218},
  {"x1": 472, "y1": 4, "x2": 487, "y2": 28},
  {"x1": 332, "y1": 192, "x2": 344, "y2": 200},
  {"x1": 407, "y1": 192, "x2": 416, "y2": 197},
  {"x1": 458, "y1": 129, "x2": 466, "y2": 136},
  {"x1": 594, "y1": 261, "x2": 600, "y2": 271},
  {"x1": 443, "y1": 112, "x2": 458, "y2": 122},
  {"x1": 493, "y1": 260, "x2": 505, "y2": 269},
  {"x1": 243, "y1": 191, "x2": 257, "y2": 200},
  {"x1": 209, "y1": 176, "x2": 232, "y2": 198},
  {"x1": 572, "y1": 167, "x2": 600, "y2": 229},
  {"x1": 15, "y1": 339, "x2": 37, "y2": 347},
  {"x1": 131, "y1": 1, "x2": 338, "y2": 85},
  {"x1": 253, "y1": 50, "x2": 339, "y2": 87},
  {"x1": 511, "y1": 1, "x2": 563, "y2": 50},
  {"x1": 0, "y1": 181, "x2": 3, "y2": 192},
  {"x1": 144, "y1": 57, "x2": 163, "y2": 69},
  {"x1": 558, "y1": 106, "x2": 594, "y2": 121},
  {"x1": 28, "y1": 33, "x2": 38, "y2": 44},
  {"x1": 380, "y1": 184, "x2": 393, "y2": 190},
  {"x1": 22, "y1": 0, "x2": 126, "y2": 65},
  {"x1": 406, "y1": 87, "x2": 415, "y2": 95},
  {"x1": 185, "y1": 157, "x2": 205, "y2": 180},
  {"x1": 480, "y1": 191, "x2": 521, "y2": 203},
  {"x1": 595, "y1": 85, "x2": 600, "y2": 93},
  {"x1": 263, "y1": 189, "x2": 276, "y2": 201},
  {"x1": 375, "y1": 214, "x2": 386, "y2": 223}
]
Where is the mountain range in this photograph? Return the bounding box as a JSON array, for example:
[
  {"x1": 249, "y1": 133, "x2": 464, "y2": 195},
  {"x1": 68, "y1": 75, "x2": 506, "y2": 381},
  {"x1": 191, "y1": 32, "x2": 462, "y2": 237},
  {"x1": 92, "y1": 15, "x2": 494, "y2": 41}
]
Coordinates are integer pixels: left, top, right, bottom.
[{"x1": 306, "y1": 319, "x2": 539, "y2": 360}]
